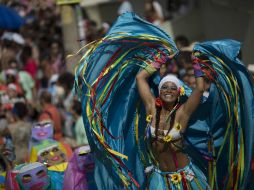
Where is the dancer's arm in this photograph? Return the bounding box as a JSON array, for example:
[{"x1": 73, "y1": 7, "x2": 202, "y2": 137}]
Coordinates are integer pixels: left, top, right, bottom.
[
  {"x1": 178, "y1": 61, "x2": 205, "y2": 123},
  {"x1": 136, "y1": 67, "x2": 156, "y2": 115}
]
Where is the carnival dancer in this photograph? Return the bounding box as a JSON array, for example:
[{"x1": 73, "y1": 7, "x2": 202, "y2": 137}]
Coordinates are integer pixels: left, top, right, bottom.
[
  {"x1": 74, "y1": 12, "x2": 254, "y2": 189},
  {"x1": 136, "y1": 61, "x2": 210, "y2": 189}
]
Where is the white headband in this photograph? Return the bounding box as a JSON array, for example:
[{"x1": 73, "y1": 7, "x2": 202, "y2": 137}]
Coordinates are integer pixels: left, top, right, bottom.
[{"x1": 158, "y1": 74, "x2": 181, "y2": 93}]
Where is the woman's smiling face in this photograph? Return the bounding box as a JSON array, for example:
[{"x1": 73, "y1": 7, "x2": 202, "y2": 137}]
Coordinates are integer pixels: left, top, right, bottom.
[{"x1": 159, "y1": 81, "x2": 179, "y2": 104}]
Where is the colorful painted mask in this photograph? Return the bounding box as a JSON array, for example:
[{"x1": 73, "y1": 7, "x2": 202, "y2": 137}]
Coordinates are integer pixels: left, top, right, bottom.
[
  {"x1": 76, "y1": 146, "x2": 94, "y2": 171},
  {"x1": 38, "y1": 144, "x2": 66, "y2": 167},
  {"x1": 32, "y1": 121, "x2": 53, "y2": 141},
  {"x1": 16, "y1": 162, "x2": 50, "y2": 190},
  {"x1": 30, "y1": 140, "x2": 67, "y2": 167}
]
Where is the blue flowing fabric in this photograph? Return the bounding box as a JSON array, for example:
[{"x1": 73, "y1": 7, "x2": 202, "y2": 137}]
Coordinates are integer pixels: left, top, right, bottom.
[
  {"x1": 76, "y1": 12, "x2": 254, "y2": 190},
  {"x1": 148, "y1": 161, "x2": 210, "y2": 190},
  {"x1": 187, "y1": 40, "x2": 254, "y2": 189},
  {"x1": 76, "y1": 12, "x2": 178, "y2": 190}
]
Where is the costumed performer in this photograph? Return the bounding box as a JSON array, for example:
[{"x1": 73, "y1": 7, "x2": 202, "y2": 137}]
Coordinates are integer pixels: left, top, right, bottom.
[{"x1": 136, "y1": 59, "x2": 210, "y2": 189}]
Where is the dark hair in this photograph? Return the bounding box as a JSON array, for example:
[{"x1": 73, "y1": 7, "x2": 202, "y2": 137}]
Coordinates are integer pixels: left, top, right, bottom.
[
  {"x1": 176, "y1": 51, "x2": 192, "y2": 67},
  {"x1": 13, "y1": 102, "x2": 28, "y2": 119},
  {"x1": 155, "y1": 103, "x2": 178, "y2": 139},
  {"x1": 57, "y1": 72, "x2": 74, "y2": 92},
  {"x1": 175, "y1": 35, "x2": 190, "y2": 47},
  {"x1": 21, "y1": 45, "x2": 32, "y2": 65},
  {"x1": 72, "y1": 100, "x2": 82, "y2": 115},
  {"x1": 40, "y1": 91, "x2": 52, "y2": 104},
  {"x1": 155, "y1": 105, "x2": 162, "y2": 139}
]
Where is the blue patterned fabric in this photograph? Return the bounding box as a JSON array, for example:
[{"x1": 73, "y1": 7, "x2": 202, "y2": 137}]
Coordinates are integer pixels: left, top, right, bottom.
[
  {"x1": 148, "y1": 161, "x2": 210, "y2": 190},
  {"x1": 76, "y1": 12, "x2": 178, "y2": 190}
]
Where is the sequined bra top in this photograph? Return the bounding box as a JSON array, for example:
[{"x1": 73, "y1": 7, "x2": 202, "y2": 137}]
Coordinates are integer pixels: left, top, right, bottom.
[{"x1": 146, "y1": 115, "x2": 182, "y2": 143}]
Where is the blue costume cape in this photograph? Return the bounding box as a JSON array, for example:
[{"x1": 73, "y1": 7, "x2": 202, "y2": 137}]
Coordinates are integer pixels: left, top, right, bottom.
[
  {"x1": 189, "y1": 40, "x2": 254, "y2": 189},
  {"x1": 75, "y1": 12, "x2": 254, "y2": 190}
]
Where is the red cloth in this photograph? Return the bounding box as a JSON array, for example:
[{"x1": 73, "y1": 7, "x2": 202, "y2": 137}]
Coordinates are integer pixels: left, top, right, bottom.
[
  {"x1": 0, "y1": 84, "x2": 7, "y2": 92},
  {"x1": 39, "y1": 104, "x2": 63, "y2": 141},
  {"x1": 23, "y1": 58, "x2": 37, "y2": 79},
  {"x1": 5, "y1": 170, "x2": 20, "y2": 190}
]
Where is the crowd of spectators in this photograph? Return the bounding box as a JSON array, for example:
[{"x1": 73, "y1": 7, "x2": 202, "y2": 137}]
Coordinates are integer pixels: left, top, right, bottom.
[
  {"x1": 0, "y1": 0, "x2": 90, "y2": 173},
  {"x1": 0, "y1": 0, "x2": 211, "y2": 171},
  {"x1": 1, "y1": 0, "x2": 253, "y2": 185}
]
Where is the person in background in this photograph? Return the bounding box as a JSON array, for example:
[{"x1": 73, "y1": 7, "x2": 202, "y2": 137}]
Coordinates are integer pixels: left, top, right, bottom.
[
  {"x1": 117, "y1": 0, "x2": 133, "y2": 15},
  {"x1": 8, "y1": 59, "x2": 35, "y2": 103},
  {"x1": 49, "y1": 41, "x2": 64, "y2": 74},
  {"x1": 57, "y1": 72, "x2": 75, "y2": 138},
  {"x1": 21, "y1": 45, "x2": 38, "y2": 80},
  {"x1": 84, "y1": 19, "x2": 99, "y2": 44},
  {"x1": 7, "y1": 102, "x2": 31, "y2": 164},
  {"x1": 71, "y1": 99, "x2": 88, "y2": 146},
  {"x1": 98, "y1": 22, "x2": 111, "y2": 38},
  {"x1": 0, "y1": 32, "x2": 25, "y2": 70},
  {"x1": 247, "y1": 64, "x2": 254, "y2": 80},
  {"x1": 175, "y1": 35, "x2": 190, "y2": 50},
  {"x1": 186, "y1": 68, "x2": 196, "y2": 89},
  {"x1": 39, "y1": 91, "x2": 63, "y2": 140},
  {"x1": 39, "y1": 55, "x2": 55, "y2": 90},
  {"x1": 145, "y1": 0, "x2": 164, "y2": 26},
  {"x1": 23, "y1": 31, "x2": 40, "y2": 64}
]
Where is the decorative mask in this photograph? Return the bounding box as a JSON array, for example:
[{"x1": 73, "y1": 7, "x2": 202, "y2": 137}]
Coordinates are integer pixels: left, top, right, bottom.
[
  {"x1": 32, "y1": 121, "x2": 53, "y2": 141},
  {"x1": 75, "y1": 145, "x2": 94, "y2": 171},
  {"x1": 16, "y1": 162, "x2": 50, "y2": 190},
  {"x1": 38, "y1": 144, "x2": 66, "y2": 167}
]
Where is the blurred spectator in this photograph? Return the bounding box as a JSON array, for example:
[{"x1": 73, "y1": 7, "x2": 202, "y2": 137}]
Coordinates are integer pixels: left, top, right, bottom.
[
  {"x1": 175, "y1": 35, "x2": 190, "y2": 50},
  {"x1": 157, "y1": 58, "x2": 179, "y2": 80},
  {"x1": 98, "y1": 22, "x2": 110, "y2": 38},
  {"x1": 57, "y1": 72, "x2": 74, "y2": 111},
  {"x1": 117, "y1": 0, "x2": 133, "y2": 15},
  {"x1": 71, "y1": 100, "x2": 88, "y2": 146},
  {"x1": 48, "y1": 74, "x2": 64, "y2": 106},
  {"x1": 167, "y1": 0, "x2": 196, "y2": 19},
  {"x1": 176, "y1": 51, "x2": 192, "y2": 74},
  {"x1": 0, "y1": 137, "x2": 15, "y2": 170},
  {"x1": 39, "y1": 91, "x2": 63, "y2": 140},
  {"x1": 174, "y1": 51, "x2": 191, "y2": 87},
  {"x1": 186, "y1": 68, "x2": 195, "y2": 89},
  {"x1": 7, "y1": 102, "x2": 31, "y2": 164},
  {"x1": 181, "y1": 41, "x2": 197, "y2": 52},
  {"x1": 5, "y1": 69, "x2": 18, "y2": 85},
  {"x1": 85, "y1": 20, "x2": 99, "y2": 43},
  {"x1": 0, "y1": 33, "x2": 17, "y2": 71},
  {"x1": 145, "y1": 0, "x2": 164, "y2": 26},
  {"x1": 23, "y1": 31, "x2": 40, "y2": 64},
  {"x1": 57, "y1": 72, "x2": 75, "y2": 137},
  {"x1": 49, "y1": 41, "x2": 64, "y2": 74},
  {"x1": 1, "y1": 32, "x2": 25, "y2": 68},
  {"x1": 3, "y1": 68, "x2": 25, "y2": 107},
  {"x1": 248, "y1": 64, "x2": 254, "y2": 80},
  {"x1": 6, "y1": 83, "x2": 24, "y2": 103},
  {"x1": 9, "y1": 60, "x2": 35, "y2": 102},
  {"x1": 39, "y1": 55, "x2": 54, "y2": 89},
  {"x1": 21, "y1": 45, "x2": 38, "y2": 79}
]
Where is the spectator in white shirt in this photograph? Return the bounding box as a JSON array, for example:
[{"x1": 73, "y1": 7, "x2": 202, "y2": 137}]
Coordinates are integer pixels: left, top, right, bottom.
[{"x1": 118, "y1": 0, "x2": 133, "y2": 15}]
